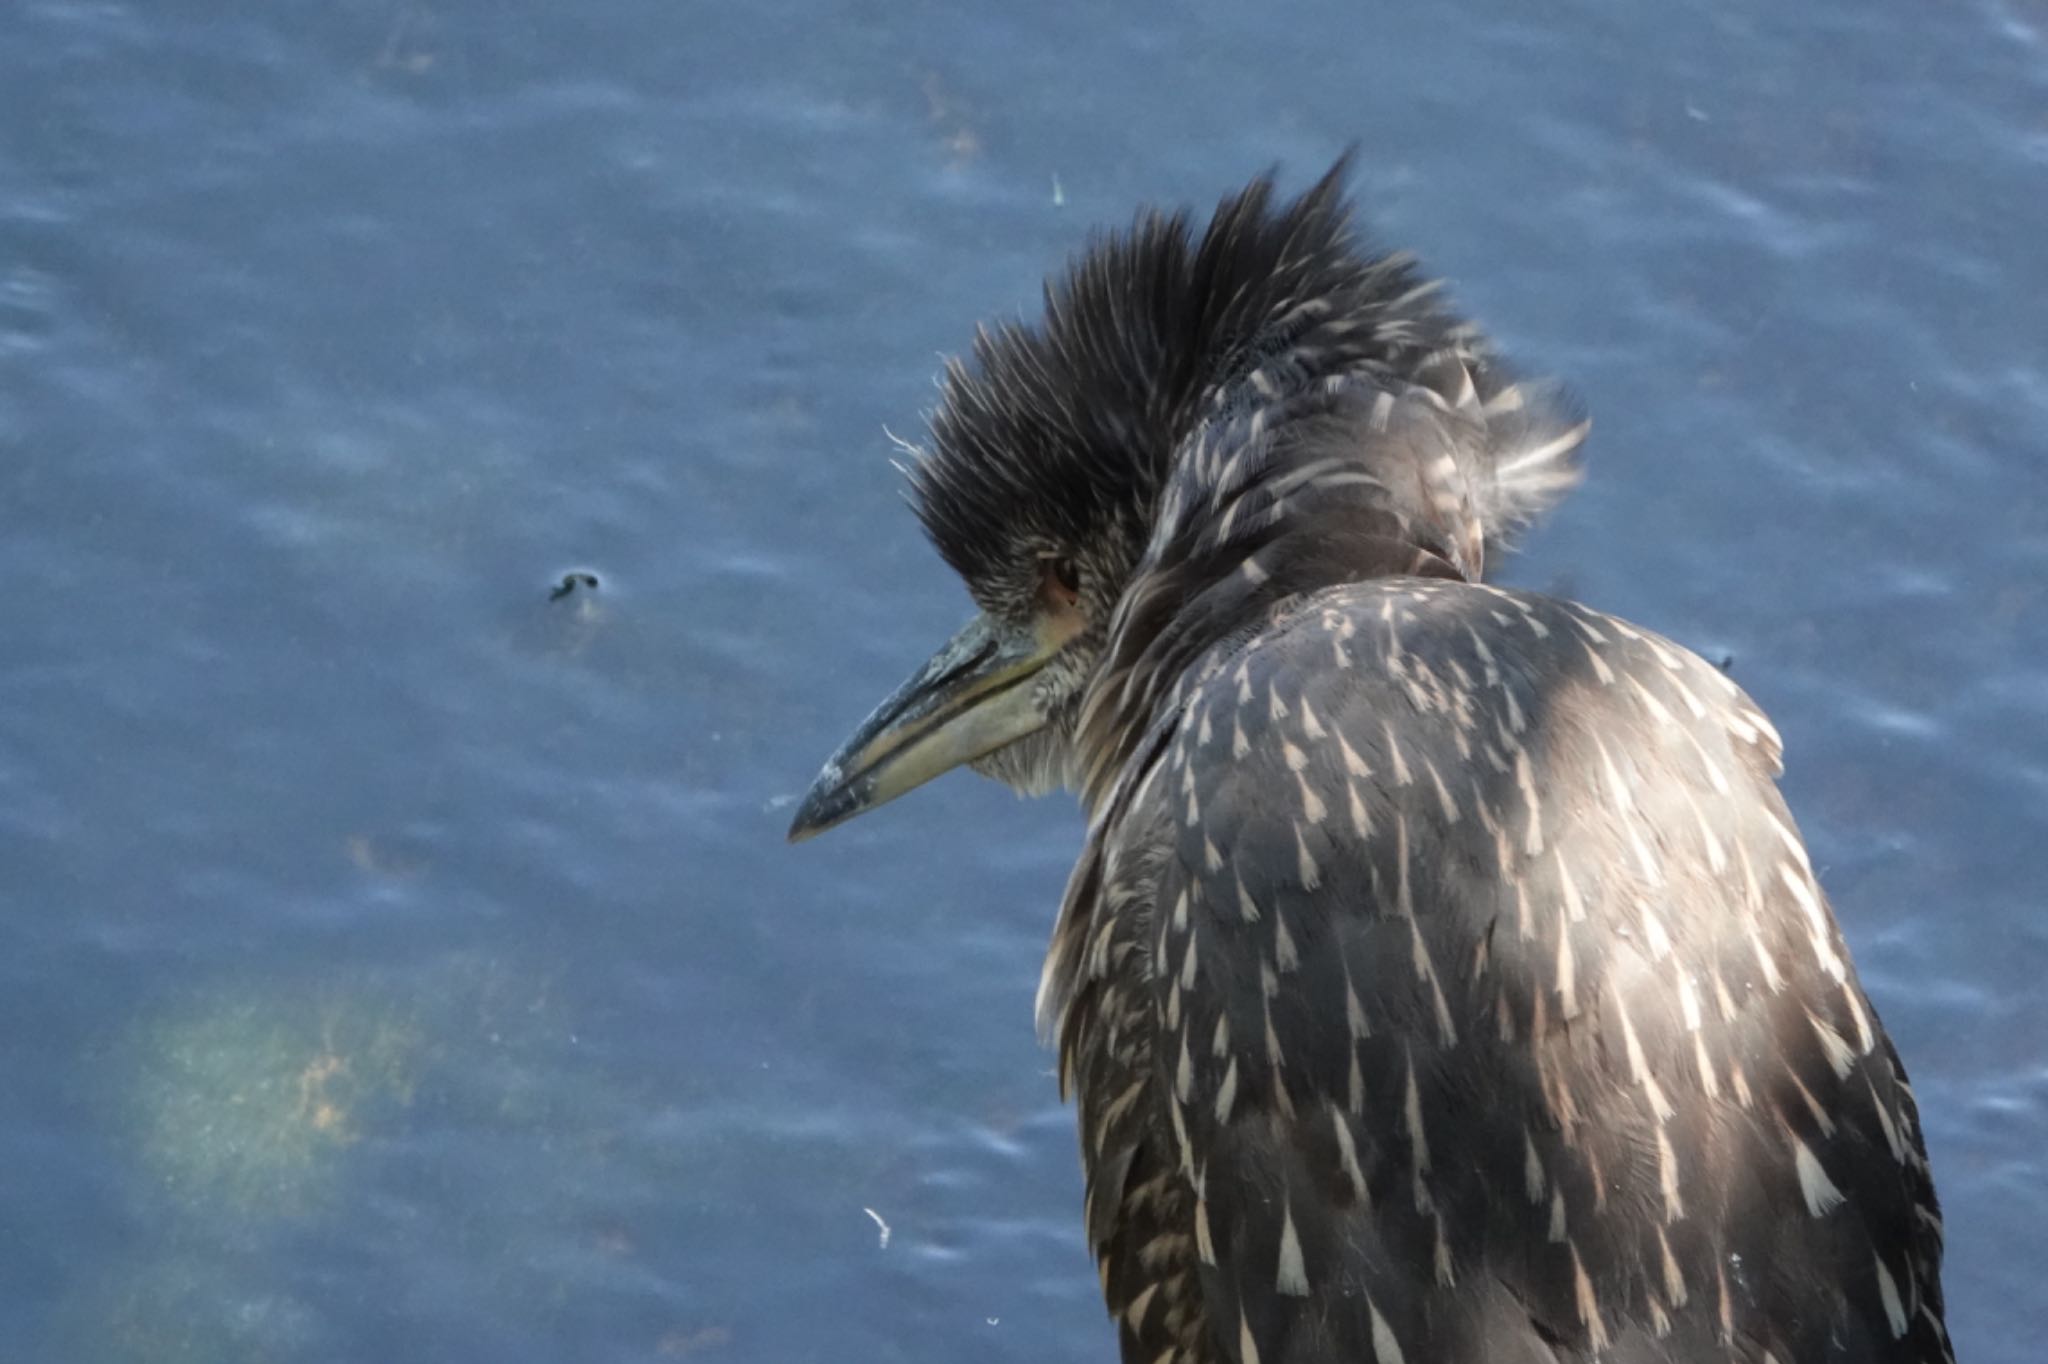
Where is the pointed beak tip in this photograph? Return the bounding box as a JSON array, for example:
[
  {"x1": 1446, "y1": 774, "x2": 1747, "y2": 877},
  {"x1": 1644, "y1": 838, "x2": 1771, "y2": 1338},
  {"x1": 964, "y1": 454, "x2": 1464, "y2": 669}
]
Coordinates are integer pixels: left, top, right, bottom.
[
  {"x1": 784, "y1": 611, "x2": 1058, "y2": 851},
  {"x1": 783, "y1": 776, "x2": 846, "y2": 844}
]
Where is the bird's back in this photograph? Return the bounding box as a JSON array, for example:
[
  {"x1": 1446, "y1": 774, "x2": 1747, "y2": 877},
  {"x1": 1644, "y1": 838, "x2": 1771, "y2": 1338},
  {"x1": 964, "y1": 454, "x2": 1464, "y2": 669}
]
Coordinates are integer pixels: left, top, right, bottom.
[{"x1": 1049, "y1": 577, "x2": 1950, "y2": 1364}]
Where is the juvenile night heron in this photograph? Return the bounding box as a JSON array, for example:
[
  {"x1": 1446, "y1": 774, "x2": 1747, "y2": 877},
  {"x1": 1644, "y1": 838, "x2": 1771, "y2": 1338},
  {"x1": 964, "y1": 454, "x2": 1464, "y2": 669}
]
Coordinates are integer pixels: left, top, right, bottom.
[{"x1": 788, "y1": 164, "x2": 1951, "y2": 1364}]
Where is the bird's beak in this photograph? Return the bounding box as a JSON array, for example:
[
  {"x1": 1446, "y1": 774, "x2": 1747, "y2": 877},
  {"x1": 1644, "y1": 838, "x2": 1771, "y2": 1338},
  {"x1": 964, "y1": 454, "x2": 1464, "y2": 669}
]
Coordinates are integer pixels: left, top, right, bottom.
[{"x1": 787, "y1": 611, "x2": 1068, "y2": 842}]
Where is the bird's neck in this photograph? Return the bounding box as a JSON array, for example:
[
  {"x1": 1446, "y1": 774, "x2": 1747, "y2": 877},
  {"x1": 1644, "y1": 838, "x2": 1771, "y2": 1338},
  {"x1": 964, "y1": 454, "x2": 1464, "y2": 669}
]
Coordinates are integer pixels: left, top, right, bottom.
[{"x1": 1075, "y1": 376, "x2": 1468, "y2": 810}]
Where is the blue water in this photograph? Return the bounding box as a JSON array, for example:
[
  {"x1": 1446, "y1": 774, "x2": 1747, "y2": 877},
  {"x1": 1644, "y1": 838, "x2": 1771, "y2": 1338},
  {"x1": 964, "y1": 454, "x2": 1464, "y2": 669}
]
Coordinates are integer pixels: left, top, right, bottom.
[{"x1": 2, "y1": 1, "x2": 2042, "y2": 1360}]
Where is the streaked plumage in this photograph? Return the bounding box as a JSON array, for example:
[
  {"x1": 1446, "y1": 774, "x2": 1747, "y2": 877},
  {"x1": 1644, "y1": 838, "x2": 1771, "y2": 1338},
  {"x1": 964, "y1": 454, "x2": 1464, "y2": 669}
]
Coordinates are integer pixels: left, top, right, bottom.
[{"x1": 791, "y1": 161, "x2": 1952, "y2": 1364}]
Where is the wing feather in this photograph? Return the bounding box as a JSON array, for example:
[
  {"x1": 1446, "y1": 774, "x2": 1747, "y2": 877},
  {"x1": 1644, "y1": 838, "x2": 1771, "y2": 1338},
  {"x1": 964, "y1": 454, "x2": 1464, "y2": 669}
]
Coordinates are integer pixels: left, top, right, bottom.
[{"x1": 1060, "y1": 579, "x2": 1947, "y2": 1363}]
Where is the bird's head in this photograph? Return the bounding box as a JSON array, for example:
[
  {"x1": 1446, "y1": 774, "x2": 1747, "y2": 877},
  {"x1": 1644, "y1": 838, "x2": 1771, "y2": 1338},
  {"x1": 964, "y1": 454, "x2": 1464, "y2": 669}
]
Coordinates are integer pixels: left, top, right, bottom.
[{"x1": 787, "y1": 159, "x2": 1570, "y2": 841}]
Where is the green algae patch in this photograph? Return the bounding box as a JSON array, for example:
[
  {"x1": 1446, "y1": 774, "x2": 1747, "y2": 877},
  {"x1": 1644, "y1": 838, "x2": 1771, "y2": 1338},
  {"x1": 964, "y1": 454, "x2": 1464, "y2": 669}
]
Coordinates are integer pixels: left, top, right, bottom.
[{"x1": 129, "y1": 987, "x2": 420, "y2": 1217}]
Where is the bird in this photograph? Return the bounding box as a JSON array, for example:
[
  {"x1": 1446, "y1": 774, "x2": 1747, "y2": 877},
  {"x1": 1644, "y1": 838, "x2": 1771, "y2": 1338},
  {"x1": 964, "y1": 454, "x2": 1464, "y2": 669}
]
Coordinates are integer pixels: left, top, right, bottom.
[{"x1": 787, "y1": 161, "x2": 1952, "y2": 1364}]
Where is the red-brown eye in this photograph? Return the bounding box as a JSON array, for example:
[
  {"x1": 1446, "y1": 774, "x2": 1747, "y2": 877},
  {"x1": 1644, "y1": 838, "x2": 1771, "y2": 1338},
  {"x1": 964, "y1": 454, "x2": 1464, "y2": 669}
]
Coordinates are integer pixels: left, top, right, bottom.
[{"x1": 1042, "y1": 556, "x2": 1082, "y2": 610}]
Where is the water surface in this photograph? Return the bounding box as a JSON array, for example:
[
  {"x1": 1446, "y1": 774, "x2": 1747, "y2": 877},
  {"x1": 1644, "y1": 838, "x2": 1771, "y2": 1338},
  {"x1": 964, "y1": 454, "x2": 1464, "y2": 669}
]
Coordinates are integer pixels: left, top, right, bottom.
[{"x1": 2, "y1": 1, "x2": 2043, "y2": 1360}]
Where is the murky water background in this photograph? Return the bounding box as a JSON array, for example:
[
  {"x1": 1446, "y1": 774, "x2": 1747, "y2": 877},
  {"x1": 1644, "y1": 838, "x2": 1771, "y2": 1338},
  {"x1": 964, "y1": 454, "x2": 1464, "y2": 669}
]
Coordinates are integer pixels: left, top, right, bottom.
[{"x1": 2, "y1": 2, "x2": 2042, "y2": 1360}]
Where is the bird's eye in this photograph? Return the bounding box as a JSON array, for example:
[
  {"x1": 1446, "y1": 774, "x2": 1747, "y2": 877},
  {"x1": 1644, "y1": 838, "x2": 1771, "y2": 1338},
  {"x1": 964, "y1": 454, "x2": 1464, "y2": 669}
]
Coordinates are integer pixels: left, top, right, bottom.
[{"x1": 1041, "y1": 555, "x2": 1082, "y2": 610}]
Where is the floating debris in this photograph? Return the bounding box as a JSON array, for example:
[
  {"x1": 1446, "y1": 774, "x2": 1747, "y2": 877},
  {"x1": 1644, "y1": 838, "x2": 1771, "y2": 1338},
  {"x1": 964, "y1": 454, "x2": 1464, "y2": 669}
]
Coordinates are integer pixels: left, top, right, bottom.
[{"x1": 550, "y1": 571, "x2": 601, "y2": 602}]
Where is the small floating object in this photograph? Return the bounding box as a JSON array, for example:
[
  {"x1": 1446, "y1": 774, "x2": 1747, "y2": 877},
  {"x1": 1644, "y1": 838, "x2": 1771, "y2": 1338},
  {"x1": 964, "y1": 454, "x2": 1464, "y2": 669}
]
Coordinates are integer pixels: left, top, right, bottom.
[{"x1": 549, "y1": 571, "x2": 601, "y2": 602}]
